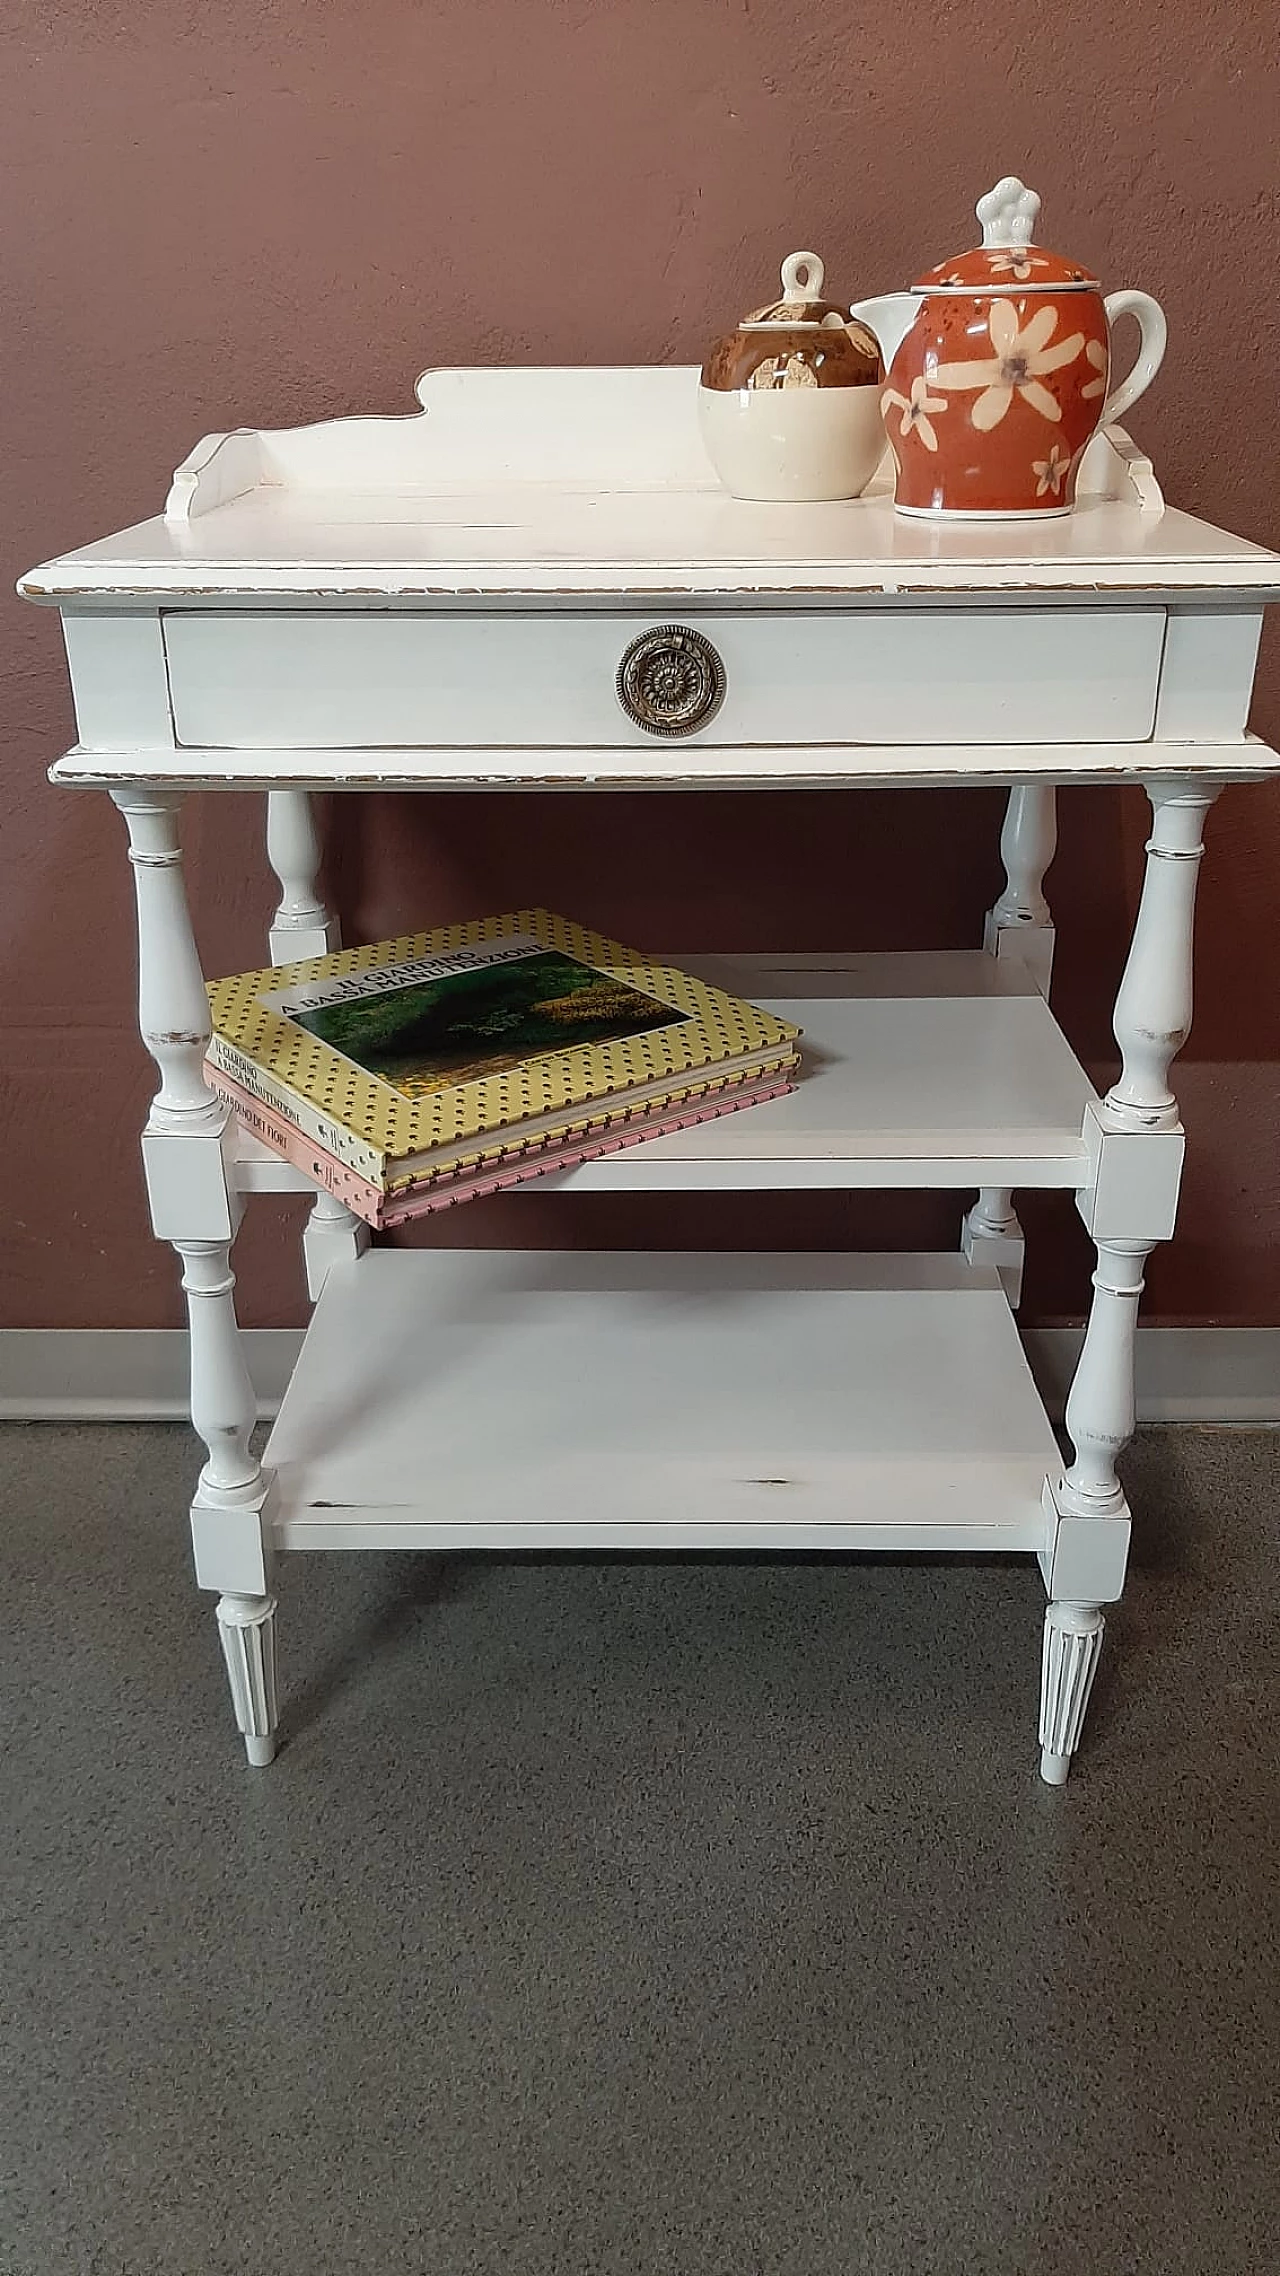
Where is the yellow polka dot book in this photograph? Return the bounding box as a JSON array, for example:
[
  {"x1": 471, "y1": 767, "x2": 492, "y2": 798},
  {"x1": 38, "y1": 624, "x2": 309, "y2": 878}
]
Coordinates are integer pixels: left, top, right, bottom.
[{"x1": 205, "y1": 909, "x2": 801, "y2": 1226}]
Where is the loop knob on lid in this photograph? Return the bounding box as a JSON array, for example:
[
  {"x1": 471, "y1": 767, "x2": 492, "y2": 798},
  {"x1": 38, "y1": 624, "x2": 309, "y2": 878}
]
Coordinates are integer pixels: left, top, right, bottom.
[
  {"x1": 976, "y1": 176, "x2": 1042, "y2": 248},
  {"x1": 780, "y1": 249, "x2": 825, "y2": 302}
]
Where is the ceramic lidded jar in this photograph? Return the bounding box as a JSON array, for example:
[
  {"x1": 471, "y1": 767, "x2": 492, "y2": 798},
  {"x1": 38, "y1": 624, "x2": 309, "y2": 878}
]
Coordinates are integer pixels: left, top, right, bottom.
[
  {"x1": 854, "y1": 178, "x2": 1167, "y2": 518},
  {"x1": 697, "y1": 252, "x2": 884, "y2": 502}
]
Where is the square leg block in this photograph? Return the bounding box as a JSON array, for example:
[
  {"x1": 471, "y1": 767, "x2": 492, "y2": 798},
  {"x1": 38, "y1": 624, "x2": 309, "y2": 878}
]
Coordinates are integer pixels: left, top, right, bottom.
[
  {"x1": 1077, "y1": 1105, "x2": 1184, "y2": 1244},
  {"x1": 191, "y1": 1488, "x2": 276, "y2": 1595},
  {"x1": 984, "y1": 914, "x2": 1055, "y2": 996},
  {"x1": 143, "y1": 1119, "x2": 244, "y2": 1242},
  {"x1": 959, "y1": 1213, "x2": 1024, "y2": 1309},
  {"x1": 1038, "y1": 1478, "x2": 1131, "y2": 1602}
]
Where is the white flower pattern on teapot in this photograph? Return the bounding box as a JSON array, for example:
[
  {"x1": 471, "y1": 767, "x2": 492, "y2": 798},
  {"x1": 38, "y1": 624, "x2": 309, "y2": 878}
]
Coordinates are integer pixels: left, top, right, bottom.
[
  {"x1": 850, "y1": 175, "x2": 1167, "y2": 517},
  {"x1": 931, "y1": 301, "x2": 1085, "y2": 432}
]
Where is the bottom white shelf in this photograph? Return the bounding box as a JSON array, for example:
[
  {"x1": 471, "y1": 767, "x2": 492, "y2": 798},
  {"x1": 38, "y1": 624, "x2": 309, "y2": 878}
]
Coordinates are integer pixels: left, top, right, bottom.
[{"x1": 264, "y1": 1250, "x2": 1060, "y2": 1556}]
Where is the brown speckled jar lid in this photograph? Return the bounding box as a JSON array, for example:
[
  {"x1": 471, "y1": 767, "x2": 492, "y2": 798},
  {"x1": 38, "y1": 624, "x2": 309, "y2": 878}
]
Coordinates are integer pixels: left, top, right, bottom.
[
  {"x1": 701, "y1": 250, "x2": 882, "y2": 393},
  {"x1": 741, "y1": 250, "x2": 847, "y2": 327}
]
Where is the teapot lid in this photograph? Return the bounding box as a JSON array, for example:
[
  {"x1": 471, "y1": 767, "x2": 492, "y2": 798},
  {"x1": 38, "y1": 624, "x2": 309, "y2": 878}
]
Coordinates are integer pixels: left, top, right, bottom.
[
  {"x1": 740, "y1": 250, "x2": 851, "y2": 330},
  {"x1": 913, "y1": 178, "x2": 1099, "y2": 293}
]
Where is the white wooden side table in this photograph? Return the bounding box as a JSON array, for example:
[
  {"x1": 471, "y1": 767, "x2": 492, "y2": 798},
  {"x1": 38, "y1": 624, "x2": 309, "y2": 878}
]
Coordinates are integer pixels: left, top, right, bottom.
[{"x1": 22, "y1": 366, "x2": 1280, "y2": 1782}]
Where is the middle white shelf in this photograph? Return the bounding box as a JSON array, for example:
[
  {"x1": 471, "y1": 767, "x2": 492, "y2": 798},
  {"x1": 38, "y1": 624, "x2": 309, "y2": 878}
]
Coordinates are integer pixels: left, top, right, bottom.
[{"x1": 233, "y1": 949, "x2": 1098, "y2": 1198}]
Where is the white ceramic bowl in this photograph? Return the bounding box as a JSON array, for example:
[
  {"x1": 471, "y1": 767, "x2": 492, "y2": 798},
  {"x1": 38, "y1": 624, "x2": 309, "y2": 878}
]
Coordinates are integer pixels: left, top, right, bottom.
[{"x1": 697, "y1": 383, "x2": 886, "y2": 503}]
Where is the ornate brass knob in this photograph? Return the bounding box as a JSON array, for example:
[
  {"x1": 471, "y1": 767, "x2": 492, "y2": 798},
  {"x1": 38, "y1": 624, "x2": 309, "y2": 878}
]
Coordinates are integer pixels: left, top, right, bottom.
[{"x1": 615, "y1": 625, "x2": 727, "y2": 738}]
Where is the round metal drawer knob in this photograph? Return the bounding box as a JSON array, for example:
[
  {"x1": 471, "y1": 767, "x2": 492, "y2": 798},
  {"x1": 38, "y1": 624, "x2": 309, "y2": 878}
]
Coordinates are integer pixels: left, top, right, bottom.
[{"x1": 616, "y1": 625, "x2": 726, "y2": 738}]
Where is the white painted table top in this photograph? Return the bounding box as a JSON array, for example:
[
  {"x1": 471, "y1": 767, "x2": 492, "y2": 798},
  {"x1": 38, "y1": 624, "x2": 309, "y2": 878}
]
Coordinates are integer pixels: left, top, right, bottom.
[
  {"x1": 21, "y1": 366, "x2": 1280, "y2": 604},
  {"x1": 24, "y1": 488, "x2": 1280, "y2": 602}
]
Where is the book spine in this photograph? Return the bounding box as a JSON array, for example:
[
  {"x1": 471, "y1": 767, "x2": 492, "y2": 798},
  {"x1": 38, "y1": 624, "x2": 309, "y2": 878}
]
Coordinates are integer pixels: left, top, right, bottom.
[
  {"x1": 214, "y1": 1058, "x2": 798, "y2": 1230},
  {"x1": 379, "y1": 1073, "x2": 796, "y2": 1224},
  {"x1": 206, "y1": 1067, "x2": 387, "y2": 1219},
  {"x1": 206, "y1": 1035, "x2": 385, "y2": 1183},
  {"x1": 382, "y1": 1056, "x2": 797, "y2": 1194}
]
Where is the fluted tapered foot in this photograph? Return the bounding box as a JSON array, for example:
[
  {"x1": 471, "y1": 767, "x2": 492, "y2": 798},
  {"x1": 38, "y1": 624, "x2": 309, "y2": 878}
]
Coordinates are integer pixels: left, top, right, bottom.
[
  {"x1": 216, "y1": 1592, "x2": 279, "y2": 1766},
  {"x1": 1039, "y1": 1601, "x2": 1105, "y2": 1785}
]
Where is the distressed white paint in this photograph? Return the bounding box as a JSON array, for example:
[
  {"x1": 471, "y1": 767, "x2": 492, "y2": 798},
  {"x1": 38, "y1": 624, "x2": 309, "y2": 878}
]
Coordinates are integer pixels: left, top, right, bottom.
[
  {"x1": 179, "y1": 1237, "x2": 275, "y2": 1614},
  {"x1": 263, "y1": 790, "x2": 359, "y2": 1305},
  {"x1": 166, "y1": 428, "x2": 266, "y2": 521},
  {"x1": 29, "y1": 366, "x2": 1280, "y2": 1782},
  {"x1": 32, "y1": 533, "x2": 1275, "y2": 600},
  {"x1": 302, "y1": 1190, "x2": 370, "y2": 1300},
  {"x1": 110, "y1": 788, "x2": 224, "y2": 1133},
  {"x1": 985, "y1": 783, "x2": 1058, "y2": 984},
  {"x1": 216, "y1": 1593, "x2": 279, "y2": 1766},
  {"x1": 166, "y1": 379, "x2": 1155, "y2": 520},
  {"x1": 166, "y1": 367, "x2": 719, "y2": 514},
  {"x1": 1040, "y1": 1603, "x2": 1106, "y2": 1784},
  {"x1": 161, "y1": 607, "x2": 1167, "y2": 751},
  {"x1": 1038, "y1": 1486, "x2": 1131, "y2": 1603},
  {"x1": 961, "y1": 1191, "x2": 1025, "y2": 1308},
  {"x1": 1106, "y1": 782, "x2": 1217, "y2": 1129},
  {"x1": 1078, "y1": 1108, "x2": 1184, "y2": 1244},
  {"x1": 265, "y1": 1251, "x2": 1061, "y2": 1555},
  {"x1": 177, "y1": 1241, "x2": 261, "y2": 1500},
  {"x1": 20, "y1": 371, "x2": 1280, "y2": 602},
  {"x1": 1036, "y1": 776, "x2": 1219, "y2": 1777},
  {"x1": 965, "y1": 787, "x2": 1060, "y2": 1304},
  {"x1": 216, "y1": 946, "x2": 1103, "y2": 1201},
  {"x1": 113, "y1": 781, "x2": 276, "y2": 1712},
  {"x1": 1075, "y1": 423, "x2": 1163, "y2": 514},
  {"x1": 373, "y1": 952, "x2": 1092, "y2": 1195},
  {"x1": 266, "y1": 789, "x2": 339, "y2": 962},
  {"x1": 142, "y1": 1122, "x2": 243, "y2": 1243},
  {"x1": 62, "y1": 612, "x2": 173, "y2": 750},
  {"x1": 56, "y1": 735, "x2": 1280, "y2": 791},
  {"x1": 993, "y1": 784, "x2": 1057, "y2": 930},
  {"x1": 1060, "y1": 1241, "x2": 1152, "y2": 1515},
  {"x1": 1153, "y1": 610, "x2": 1263, "y2": 739}
]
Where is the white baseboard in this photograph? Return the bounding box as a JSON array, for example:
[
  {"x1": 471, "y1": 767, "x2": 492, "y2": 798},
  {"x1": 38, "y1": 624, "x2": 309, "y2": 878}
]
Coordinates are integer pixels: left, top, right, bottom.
[
  {"x1": 0, "y1": 1329, "x2": 302, "y2": 1421},
  {"x1": 1024, "y1": 1328, "x2": 1280, "y2": 1424},
  {"x1": 1, "y1": 1325, "x2": 1277, "y2": 1425}
]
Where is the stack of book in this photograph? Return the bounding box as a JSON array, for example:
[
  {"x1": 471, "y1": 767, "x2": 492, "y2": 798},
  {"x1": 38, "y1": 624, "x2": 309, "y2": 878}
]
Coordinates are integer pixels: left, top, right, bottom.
[{"x1": 205, "y1": 909, "x2": 801, "y2": 1227}]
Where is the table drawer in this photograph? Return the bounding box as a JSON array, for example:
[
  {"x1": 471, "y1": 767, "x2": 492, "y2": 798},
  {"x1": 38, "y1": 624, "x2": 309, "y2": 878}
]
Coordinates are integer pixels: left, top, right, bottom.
[{"x1": 162, "y1": 607, "x2": 1166, "y2": 750}]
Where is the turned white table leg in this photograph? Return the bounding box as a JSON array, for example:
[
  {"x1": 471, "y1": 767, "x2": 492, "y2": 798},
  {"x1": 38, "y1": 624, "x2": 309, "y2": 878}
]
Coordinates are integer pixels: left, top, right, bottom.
[
  {"x1": 1040, "y1": 1603, "x2": 1105, "y2": 1785},
  {"x1": 1062, "y1": 1238, "x2": 1152, "y2": 1515},
  {"x1": 1106, "y1": 782, "x2": 1217, "y2": 1130},
  {"x1": 217, "y1": 1593, "x2": 279, "y2": 1767},
  {"x1": 267, "y1": 788, "x2": 340, "y2": 963},
  {"x1": 961, "y1": 1187, "x2": 1024, "y2": 1308},
  {"x1": 264, "y1": 789, "x2": 366, "y2": 1293},
  {"x1": 178, "y1": 1236, "x2": 280, "y2": 1764},
  {"x1": 1041, "y1": 1182, "x2": 1157, "y2": 1791},
  {"x1": 1038, "y1": 1242, "x2": 1142, "y2": 1780},
  {"x1": 1041, "y1": 1243, "x2": 1143, "y2": 1780},
  {"x1": 965, "y1": 787, "x2": 1058, "y2": 1305},
  {"x1": 303, "y1": 1186, "x2": 370, "y2": 1298},
  {"x1": 1040, "y1": 781, "x2": 1217, "y2": 1784},
  {"x1": 112, "y1": 786, "x2": 227, "y2": 1134},
  {"x1": 176, "y1": 1238, "x2": 261, "y2": 1499},
  {"x1": 113, "y1": 785, "x2": 279, "y2": 1766},
  {"x1": 983, "y1": 783, "x2": 1057, "y2": 993}
]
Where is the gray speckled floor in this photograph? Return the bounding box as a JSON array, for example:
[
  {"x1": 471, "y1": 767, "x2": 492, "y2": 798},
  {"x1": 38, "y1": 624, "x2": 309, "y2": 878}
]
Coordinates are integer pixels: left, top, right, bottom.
[{"x1": 2, "y1": 1423, "x2": 1278, "y2": 2276}]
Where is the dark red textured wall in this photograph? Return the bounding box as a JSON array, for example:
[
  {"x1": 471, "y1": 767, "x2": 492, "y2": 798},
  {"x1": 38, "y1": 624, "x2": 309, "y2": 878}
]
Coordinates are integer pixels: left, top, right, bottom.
[{"x1": 3, "y1": 0, "x2": 1279, "y2": 1329}]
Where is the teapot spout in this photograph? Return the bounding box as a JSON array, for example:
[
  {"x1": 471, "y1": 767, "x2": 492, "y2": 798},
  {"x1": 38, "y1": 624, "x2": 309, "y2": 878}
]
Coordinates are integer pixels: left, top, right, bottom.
[{"x1": 849, "y1": 291, "x2": 915, "y2": 368}]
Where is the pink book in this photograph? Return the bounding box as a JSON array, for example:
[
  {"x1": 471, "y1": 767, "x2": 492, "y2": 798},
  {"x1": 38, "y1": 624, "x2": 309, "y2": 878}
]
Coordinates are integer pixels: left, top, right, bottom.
[{"x1": 210, "y1": 1064, "x2": 796, "y2": 1228}]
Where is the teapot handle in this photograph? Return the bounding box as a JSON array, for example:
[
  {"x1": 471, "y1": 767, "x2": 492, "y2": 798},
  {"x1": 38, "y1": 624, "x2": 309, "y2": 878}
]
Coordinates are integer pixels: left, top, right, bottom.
[{"x1": 1101, "y1": 290, "x2": 1167, "y2": 428}]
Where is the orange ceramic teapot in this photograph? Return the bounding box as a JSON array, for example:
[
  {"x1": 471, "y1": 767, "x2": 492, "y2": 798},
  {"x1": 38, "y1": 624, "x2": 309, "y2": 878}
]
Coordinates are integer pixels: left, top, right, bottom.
[{"x1": 851, "y1": 176, "x2": 1167, "y2": 519}]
